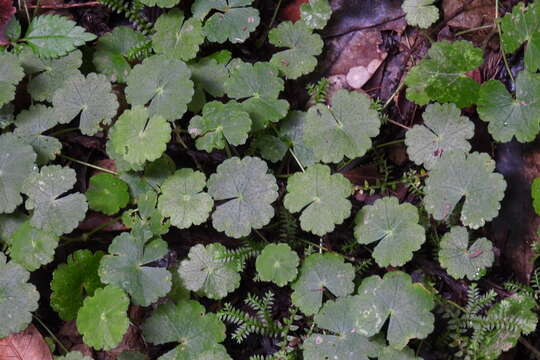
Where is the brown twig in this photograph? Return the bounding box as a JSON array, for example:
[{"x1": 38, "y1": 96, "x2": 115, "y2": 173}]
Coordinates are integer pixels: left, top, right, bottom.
[{"x1": 25, "y1": 1, "x2": 101, "y2": 9}]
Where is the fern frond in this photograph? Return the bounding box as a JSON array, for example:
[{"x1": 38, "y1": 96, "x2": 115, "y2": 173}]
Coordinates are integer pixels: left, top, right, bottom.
[
  {"x1": 98, "y1": 0, "x2": 153, "y2": 34},
  {"x1": 125, "y1": 39, "x2": 152, "y2": 61}
]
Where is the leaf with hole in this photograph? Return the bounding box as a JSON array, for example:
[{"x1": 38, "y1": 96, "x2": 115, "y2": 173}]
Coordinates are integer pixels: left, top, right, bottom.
[
  {"x1": 178, "y1": 243, "x2": 241, "y2": 299},
  {"x1": 157, "y1": 169, "x2": 213, "y2": 229},
  {"x1": 405, "y1": 103, "x2": 474, "y2": 169},
  {"x1": 22, "y1": 165, "x2": 88, "y2": 236},
  {"x1": 52, "y1": 72, "x2": 119, "y2": 135},
  {"x1": 291, "y1": 252, "x2": 355, "y2": 315},
  {"x1": 438, "y1": 226, "x2": 494, "y2": 280},
  {"x1": 304, "y1": 89, "x2": 381, "y2": 163},
  {"x1": 284, "y1": 164, "x2": 352, "y2": 236},
  {"x1": 424, "y1": 151, "x2": 506, "y2": 229},
  {"x1": 208, "y1": 156, "x2": 278, "y2": 238},
  {"x1": 354, "y1": 196, "x2": 425, "y2": 267}
]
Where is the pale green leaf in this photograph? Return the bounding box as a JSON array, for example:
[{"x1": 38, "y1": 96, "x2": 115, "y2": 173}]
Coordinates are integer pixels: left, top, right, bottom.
[
  {"x1": 193, "y1": 0, "x2": 260, "y2": 43},
  {"x1": 51, "y1": 249, "x2": 104, "y2": 321},
  {"x1": 126, "y1": 55, "x2": 194, "y2": 121},
  {"x1": 291, "y1": 253, "x2": 355, "y2": 315},
  {"x1": 402, "y1": 0, "x2": 439, "y2": 29},
  {"x1": 225, "y1": 61, "x2": 283, "y2": 99},
  {"x1": 255, "y1": 243, "x2": 299, "y2": 286},
  {"x1": 139, "y1": 0, "x2": 179, "y2": 8},
  {"x1": 241, "y1": 97, "x2": 289, "y2": 131},
  {"x1": 477, "y1": 70, "x2": 540, "y2": 143},
  {"x1": 14, "y1": 104, "x2": 62, "y2": 164},
  {"x1": 269, "y1": 21, "x2": 323, "y2": 79},
  {"x1": 500, "y1": 2, "x2": 540, "y2": 72},
  {"x1": 354, "y1": 196, "x2": 425, "y2": 267},
  {"x1": 303, "y1": 296, "x2": 379, "y2": 360},
  {"x1": 22, "y1": 165, "x2": 88, "y2": 236},
  {"x1": 142, "y1": 300, "x2": 226, "y2": 359},
  {"x1": 438, "y1": 226, "x2": 494, "y2": 280},
  {"x1": 304, "y1": 89, "x2": 381, "y2": 163},
  {"x1": 252, "y1": 134, "x2": 288, "y2": 163},
  {"x1": 0, "y1": 133, "x2": 36, "y2": 214},
  {"x1": 208, "y1": 156, "x2": 278, "y2": 238},
  {"x1": 0, "y1": 53, "x2": 24, "y2": 106},
  {"x1": 178, "y1": 243, "x2": 241, "y2": 299},
  {"x1": 86, "y1": 173, "x2": 130, "y2": 215},
  {"x1": 52, "y1": 72, "x2": 119, "y2": 135},
  {"x1": 284, "y1": 164, "x2": 352, "y2": 236},
  {"x1": 153, "y1": 9, "x2": 204, "y2": 61},
  {"x1": 355, "y1": 271, "x2": 435, "y2": 349},
  {"x1": 158, "y1": 169, "x2": 213, "y2": 229},
  {"x1": 143, "y1": 154, "x2": 176, "y2": 189},
  {"x1": 405, "y1": 102, "x2": 474, "y2": 169},
  {"x1": 93, "y1": 26, "x2": 147, "y2": 83},
  {"x1": 300, "y1": 0, "x2": 332, "y2": 29},
  {"x1": 424, "y1": 151, "x2": 507, "y2": 229},
  {"x1": 189, "y1": 58, "x2": 228, "y2": 98},
  {"x1": 76, "y1": 285, "x2": 130, "y2": 350},
  {"x1": 0, "y1": 252, "x2": 39, "y2": 338},
  {"x1": 19, "y1": 49, "x2": 82, "y2": 101},
  {"x1": 109, "y1": 106, "x2": 172, "y2": 166},
  {"x1": 188, "y1": 101, "x2": 251, "y2": 152},
  {"x1": 279, "y1": 111, "x2": 316, "y2": 167},
  {"x1": 99, "y1": 232, "x2": 172, "y2": 306},
  {"x1": 23, "y1": 14, "x2": 96, "y2": 58},
  {"x1": 9, "y1": 221, "x2": 59, "y2": 271},
  {"x1": 404, "y1": 40, "x2": 483, "y2": 108}
]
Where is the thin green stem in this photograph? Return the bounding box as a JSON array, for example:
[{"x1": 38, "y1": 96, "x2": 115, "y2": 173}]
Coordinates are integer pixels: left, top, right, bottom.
[
  {"x1": 455, "y1": 24, "x2": 495, "y2": 36},
  {"x1": 289, "y1": 149, "x2": 305, "y2": 173},
  {"x1": 381, "y1": 81, "x2": 405, "y2": 111},
  {"x1": 268, "y1": 0, "x2": 284, "y2": 31},
  {"x1": 375, "y1": 139, "x2": 405, "y2": 149},
  {"x1": 33, "y1": 314, "x2": 69, "y2": 354},
  {"x1": 59, "y1": 154, "x2": 118, "y2": 175},
  {"x1": 495, "y1": 0, "x2": 515, "y2": 84},
  {"x1": 47, "y1": 127, "x2": 79, "y2": 137},
  {"x1": 224, "y1": 141, "x2": 233, "y2": 158}
]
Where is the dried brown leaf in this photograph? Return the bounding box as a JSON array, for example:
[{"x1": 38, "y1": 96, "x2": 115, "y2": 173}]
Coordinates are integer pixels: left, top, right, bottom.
[{"x1": 0, "y1": 325, "x2": 53, "y2": 360}]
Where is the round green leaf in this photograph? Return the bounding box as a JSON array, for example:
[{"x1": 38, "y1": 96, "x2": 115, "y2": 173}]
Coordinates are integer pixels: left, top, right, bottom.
[
  {"x1": 0, "y1": 133, "x2": 37, "y2": 214},
  {"x1": 224, "y1": 61, "x2": 283, "y2": 100},
  {"x1": 51, "y1": 249, "x2": 104, "y2": 321},
  {"x1": 55, "y1": 351, "x2": 94, "y2": 360},
  {"x1": 93, "y1": 26, "x2": 147, "y2": 83},
  {"x1": 354, "y1": 197, "x2": 425, "y2": 267},
  {"x1": 9, "y1": 221, "x2": 59, "y2": 271},
  {"x1": 188, "y1": 101, "x2": 251, "y2": 152},
  {"x1": 99, "y1": 232, "x2": 171, "y2": 306},
  {"x1": 52, "y1": 72, "x2": 119, "y2": 135},
  {"x1": 438, "y1": 226, "x2": 494, "y2": 280},
  {"x1": 402, "y1": 0, "x2": 439, "y2": 29},
  {"x1": 208, "y1": 156, "x2": 278, "y2": 238},
  {"x1": 139, "y1": 0, "x2": 179, "y2": 8},
  {"x1": 477, "y1": 71, "x2": 540, "y2": 143},
  {"x1": 241, "y1": 96, "x2": 289, "y2": 131},
  {"x1": 304, "y1": 89, "x2": 381, "y2": 163},
  {"x1": 0, "y1": 252, "x2": 39, "y2": 338},
  {"x1": 255, "y1": 243, "x2": 299, "y2": 286},
  {"x1": 178, "y1": 243, "x2": 241, "y2": 299},
  {"x1": 405, "y1": 102, "x2": 474, "y2": 169},
  {"x1": 284, "y1": 164, "x2": 352, "y2": 236},
  {"x1": 109, "y1": 106, "x2": 172, "y2": 166},
  {"x1": 76, "y1": 285, "x2": 130, "y2": 350},
  {"x1": 126, "y1": 55, "x2": 194, "y2": 121},
  {"x1": 300, "y1": 0, "x2": 332, "y2": 30},
  {"x1": 291, "y1": 253, "x2": 355, "y2": 315},
  {"x1": 189, "y1": 58, "x2": 229, "y2": 98},
  {"x1": 86, "y1": 173, "x2": 130, "y2": 215},
  {"x1": 158, "y1": 169, "x2": 213, "y2": 229},
  {"x1": 268, "y1": 21, "x2": 323, "y2": 79},
  {"x1": 19, "y1": 49, "x2": 82, "y2": 101},
  {"x1": 22, "y1": 165, "x2": 88, "y2": 236},
  {"x1": 153, "y1": 9, "x2": 204, "y2": 61},
  {"x1": 279, "y1": 110, "x2": 316, "y2": 167},
  {"x1": 355, "y1": 271, "x2": 435, "y2": 349},
  {"x1": 424, "y1": 151, "x2": 507, "y2": 229}
]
